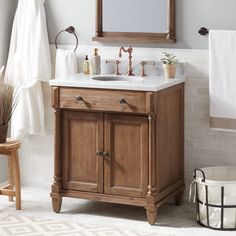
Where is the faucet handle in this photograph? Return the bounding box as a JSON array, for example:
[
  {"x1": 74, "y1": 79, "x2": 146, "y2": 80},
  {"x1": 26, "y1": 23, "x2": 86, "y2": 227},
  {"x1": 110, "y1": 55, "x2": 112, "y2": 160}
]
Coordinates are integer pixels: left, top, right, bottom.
[
  {"x1": 140, "y1": 61, "x2": 155, "y2": 77},
  {"x1": 106, "y1": 60, "x2": 121, "y2": 75}
]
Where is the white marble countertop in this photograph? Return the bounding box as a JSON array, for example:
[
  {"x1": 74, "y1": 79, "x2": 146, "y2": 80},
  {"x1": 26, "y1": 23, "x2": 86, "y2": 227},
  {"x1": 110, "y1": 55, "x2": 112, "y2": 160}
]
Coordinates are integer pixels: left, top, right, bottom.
[{"x1": 49, "y1": 74, "x2": 185, "y2": 92}]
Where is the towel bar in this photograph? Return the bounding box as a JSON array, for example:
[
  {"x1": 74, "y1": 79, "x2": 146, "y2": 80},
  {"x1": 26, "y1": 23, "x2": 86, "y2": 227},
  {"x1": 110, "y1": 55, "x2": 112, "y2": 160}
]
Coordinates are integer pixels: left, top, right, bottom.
[{"x1": 55, "y1": 26, "x2": 78, "y2": 51}]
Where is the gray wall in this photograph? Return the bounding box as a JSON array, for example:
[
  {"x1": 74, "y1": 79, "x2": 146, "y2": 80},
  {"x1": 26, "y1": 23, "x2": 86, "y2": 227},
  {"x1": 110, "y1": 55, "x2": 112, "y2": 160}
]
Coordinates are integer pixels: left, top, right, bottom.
[
  {"x1": 0, "y1": 0, "x2": 17, "y2": 183},
  {"x1": 0, "y1": 0, "x2": 16, "y2": 66},
  {"x1": 45, "y1": 0, "x2": 236, "y2": 49}
]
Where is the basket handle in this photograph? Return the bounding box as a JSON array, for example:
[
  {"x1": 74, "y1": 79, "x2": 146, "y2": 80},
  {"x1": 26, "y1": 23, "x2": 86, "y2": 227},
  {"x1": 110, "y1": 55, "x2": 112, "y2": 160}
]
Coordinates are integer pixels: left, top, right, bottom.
[{"x1": 193, "y1": 169, "x2": 206, "y2": 182}]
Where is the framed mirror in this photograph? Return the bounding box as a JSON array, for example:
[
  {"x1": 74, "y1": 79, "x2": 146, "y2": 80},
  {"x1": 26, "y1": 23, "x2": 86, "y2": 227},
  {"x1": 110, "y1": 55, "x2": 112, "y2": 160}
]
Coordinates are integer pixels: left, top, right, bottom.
[{"x1": 92, "y1": 0, "x2": 176, "y2": 43}]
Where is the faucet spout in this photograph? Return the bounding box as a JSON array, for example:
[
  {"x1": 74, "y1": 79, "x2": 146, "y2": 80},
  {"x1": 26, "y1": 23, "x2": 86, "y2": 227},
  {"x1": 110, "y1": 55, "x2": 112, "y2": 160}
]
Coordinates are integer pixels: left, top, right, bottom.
[{"x1": 119, "y1": 46, "x2": 134, "y2": 76}]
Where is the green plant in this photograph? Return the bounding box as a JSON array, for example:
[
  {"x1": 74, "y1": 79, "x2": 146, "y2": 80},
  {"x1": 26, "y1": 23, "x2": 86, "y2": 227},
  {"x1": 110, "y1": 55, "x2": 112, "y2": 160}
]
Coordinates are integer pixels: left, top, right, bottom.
[
  {"x1": 0, "y1": 66, "x2": 18, "y2": 126},
  {"x1": 160, "y1": 52, "x2": 178, "y2": 65}
]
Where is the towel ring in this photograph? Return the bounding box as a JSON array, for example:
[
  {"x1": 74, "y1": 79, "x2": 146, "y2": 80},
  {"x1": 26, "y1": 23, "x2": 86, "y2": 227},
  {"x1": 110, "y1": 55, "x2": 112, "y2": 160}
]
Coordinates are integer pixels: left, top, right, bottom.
[{"x1": 55, "y1": 26, "x2": 78, "y2": 52}]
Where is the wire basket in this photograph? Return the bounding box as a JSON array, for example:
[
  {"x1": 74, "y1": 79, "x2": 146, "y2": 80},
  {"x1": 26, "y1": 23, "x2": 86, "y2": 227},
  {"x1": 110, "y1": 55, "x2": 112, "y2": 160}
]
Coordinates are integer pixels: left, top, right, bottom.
[{"x1": 192, "y1": 167, "x2": 236, "y2": 231}]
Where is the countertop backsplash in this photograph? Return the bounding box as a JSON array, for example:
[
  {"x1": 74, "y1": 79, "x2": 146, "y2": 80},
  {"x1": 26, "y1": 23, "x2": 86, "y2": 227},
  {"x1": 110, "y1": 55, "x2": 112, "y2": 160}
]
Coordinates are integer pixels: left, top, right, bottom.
[
  {"x1": 52, "y1": 45, "x2": 186, "y2": 78},
  {"x1": 100, "y1": 60, "x2": 186, "y2": 78}
]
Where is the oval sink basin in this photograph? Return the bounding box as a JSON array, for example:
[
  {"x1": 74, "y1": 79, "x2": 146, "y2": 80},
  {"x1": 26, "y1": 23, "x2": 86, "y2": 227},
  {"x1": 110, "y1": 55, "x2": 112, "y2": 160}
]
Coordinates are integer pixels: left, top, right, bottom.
[{"x1": 92, "y1": 76, "x2": 128, "y2": 81}]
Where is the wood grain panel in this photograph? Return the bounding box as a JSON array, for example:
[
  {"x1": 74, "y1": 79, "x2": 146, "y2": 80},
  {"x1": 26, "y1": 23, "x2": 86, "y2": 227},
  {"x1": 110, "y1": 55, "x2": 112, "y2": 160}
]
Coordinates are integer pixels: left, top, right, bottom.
[
  {"x1": 51, "y1": 87, "x2": 59, "y2": 108},
  {"x1": 62, "y1": 111, "x2": 103, "y2": 193},
  {"x1": 59, "y1": 88, "x2": 151, "y2": 114},
  {"x1": 104, "y1": 114, "x2": 149, "y2": 198},
  {"x1": 156, "y1": 84, "x2": 184, "y2": 193},
  {"x1": 62, "y1": 190, "x2": 146, "y2": 207}
]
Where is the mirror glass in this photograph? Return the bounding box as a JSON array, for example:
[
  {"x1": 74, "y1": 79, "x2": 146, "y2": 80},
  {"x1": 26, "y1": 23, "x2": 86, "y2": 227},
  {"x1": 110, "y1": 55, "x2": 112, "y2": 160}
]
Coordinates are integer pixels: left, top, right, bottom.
[{"x1": 103, "y1": 0, "x2": 168, "y2": 33}]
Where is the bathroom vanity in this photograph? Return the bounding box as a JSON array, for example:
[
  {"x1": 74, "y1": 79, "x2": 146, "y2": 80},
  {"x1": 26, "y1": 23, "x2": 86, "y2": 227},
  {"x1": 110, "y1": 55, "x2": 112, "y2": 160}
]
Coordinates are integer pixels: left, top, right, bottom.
[{"x1": 50, "y1": 74, "x2": 185, "y2": 224}]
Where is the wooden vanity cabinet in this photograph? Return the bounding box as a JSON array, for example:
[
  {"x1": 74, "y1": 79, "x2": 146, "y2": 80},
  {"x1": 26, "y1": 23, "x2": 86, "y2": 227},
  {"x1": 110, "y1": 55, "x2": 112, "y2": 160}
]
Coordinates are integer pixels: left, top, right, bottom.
[{"x1": 50, "y1": 84, "x2": 185, "y2": 225}]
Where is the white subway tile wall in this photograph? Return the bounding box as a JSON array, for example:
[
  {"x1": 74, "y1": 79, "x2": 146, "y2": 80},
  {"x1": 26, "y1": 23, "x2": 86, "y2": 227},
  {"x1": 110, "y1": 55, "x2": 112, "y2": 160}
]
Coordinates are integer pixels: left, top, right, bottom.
[{"x1": 19, "y1": 46, "x2": 236, "y2": 196}]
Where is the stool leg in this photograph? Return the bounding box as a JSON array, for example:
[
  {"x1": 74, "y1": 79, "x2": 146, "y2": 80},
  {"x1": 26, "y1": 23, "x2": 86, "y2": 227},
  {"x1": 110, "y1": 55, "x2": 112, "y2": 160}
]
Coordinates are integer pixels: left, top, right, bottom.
[
  {"x1": 7, "y1": 156, "x2": 14, "y2": 202},
  {"x1": 12, "y1": 151, "x2": 21, "y2": 210}
]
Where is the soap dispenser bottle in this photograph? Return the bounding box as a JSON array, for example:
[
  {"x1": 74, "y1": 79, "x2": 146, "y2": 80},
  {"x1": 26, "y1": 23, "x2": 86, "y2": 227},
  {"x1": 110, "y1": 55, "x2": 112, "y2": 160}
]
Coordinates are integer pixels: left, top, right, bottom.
[
  {"x1": 83, "y1": 55, "x2": 90, "y2": 75},
  {"x1": 91, "y1": 48, "x2": 101, "y2": 75}
]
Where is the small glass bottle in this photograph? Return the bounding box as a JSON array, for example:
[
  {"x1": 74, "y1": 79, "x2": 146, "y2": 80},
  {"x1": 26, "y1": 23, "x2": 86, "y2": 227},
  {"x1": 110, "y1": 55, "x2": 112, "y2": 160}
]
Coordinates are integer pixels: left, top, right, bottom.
[{"x1": 83, "y1": 55, "x2": 90, "y2": 75}]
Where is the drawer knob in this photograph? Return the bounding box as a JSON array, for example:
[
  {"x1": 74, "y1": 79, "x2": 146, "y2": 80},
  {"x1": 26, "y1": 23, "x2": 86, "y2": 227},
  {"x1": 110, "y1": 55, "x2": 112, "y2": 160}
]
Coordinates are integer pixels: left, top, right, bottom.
[
  {"x1": 119, "y1": 98, "x2": 127, "y2": 104},
  {"x1": 103, "y1": 152, "x2": 110, "y2": 158},
  {"x1": 96, "y1": 151, "x2": 103, "y2": 157},
  {"x1": 76, "y1": 96, "x2": 83, "y2": 102}
]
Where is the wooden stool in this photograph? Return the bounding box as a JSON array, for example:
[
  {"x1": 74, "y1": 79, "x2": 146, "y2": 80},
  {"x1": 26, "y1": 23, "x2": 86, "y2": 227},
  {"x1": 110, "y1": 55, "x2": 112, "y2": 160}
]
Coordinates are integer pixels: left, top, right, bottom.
[{"x1": 0, "y1": 139, "x2": 21, "y2": 210}]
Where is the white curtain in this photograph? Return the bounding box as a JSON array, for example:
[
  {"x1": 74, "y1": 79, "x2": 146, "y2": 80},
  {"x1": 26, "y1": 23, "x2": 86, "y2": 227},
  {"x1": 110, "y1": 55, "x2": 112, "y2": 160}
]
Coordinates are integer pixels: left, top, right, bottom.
[{"x1": 5, "y1": 0, "x2": 51, "y2": 139}]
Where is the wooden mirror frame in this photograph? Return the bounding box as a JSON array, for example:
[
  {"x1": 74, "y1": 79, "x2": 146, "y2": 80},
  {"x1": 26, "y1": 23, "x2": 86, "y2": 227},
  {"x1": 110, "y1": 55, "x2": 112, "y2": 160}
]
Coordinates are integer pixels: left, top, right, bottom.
[{"x1": 92, "y1": 0, "x2": 176, "y2": 43}]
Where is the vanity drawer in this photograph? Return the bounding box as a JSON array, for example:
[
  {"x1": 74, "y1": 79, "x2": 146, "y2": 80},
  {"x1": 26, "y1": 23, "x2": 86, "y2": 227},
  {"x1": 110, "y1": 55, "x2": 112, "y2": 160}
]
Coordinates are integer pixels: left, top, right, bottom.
[{"x1": 59, "y1": 88, "x2": 153, "y2": 114}]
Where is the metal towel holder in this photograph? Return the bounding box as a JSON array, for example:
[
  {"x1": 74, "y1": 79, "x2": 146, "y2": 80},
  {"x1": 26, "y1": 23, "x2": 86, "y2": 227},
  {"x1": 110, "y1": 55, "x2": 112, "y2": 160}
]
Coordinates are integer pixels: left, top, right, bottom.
[
  {"x1": 198, "y1": 27, "x2": 209, "y2": 36},
  {"x1": 55, "y1": 26, "x2": 78, "y2": 51}
]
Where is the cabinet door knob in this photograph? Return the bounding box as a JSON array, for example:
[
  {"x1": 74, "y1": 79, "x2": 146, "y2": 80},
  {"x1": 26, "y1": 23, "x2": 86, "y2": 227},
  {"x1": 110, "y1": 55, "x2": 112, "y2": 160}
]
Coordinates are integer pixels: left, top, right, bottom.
[
  {"x1": 119, "y1": 98, "x2": 127, "y2": 104},
  {"x1": 76, "y1": 96, "x2": 83, "y2": 102},
  {"x1": 96, "y1": 151, "x2": 103, "y2": 157},
  {"x1": 103, "y1": 152, "x2": 110, "y2": 158}
]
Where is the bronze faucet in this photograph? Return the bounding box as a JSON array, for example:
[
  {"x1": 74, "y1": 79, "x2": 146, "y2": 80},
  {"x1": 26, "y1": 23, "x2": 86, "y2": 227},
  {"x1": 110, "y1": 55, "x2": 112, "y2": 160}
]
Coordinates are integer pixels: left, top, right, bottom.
[
  {"x1": 140, "y1": 61, "x2": 155, "y2": 77},
  {"x1": 106, "y1": 60, "x2": 121, "y2": 75},
  {"x1": 119, "y1": 46, "x2": 134, "y2": 76}
]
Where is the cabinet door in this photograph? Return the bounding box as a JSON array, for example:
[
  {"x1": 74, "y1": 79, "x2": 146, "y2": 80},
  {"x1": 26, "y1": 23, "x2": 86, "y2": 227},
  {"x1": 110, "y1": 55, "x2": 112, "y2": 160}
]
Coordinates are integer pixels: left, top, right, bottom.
[
  {"x1": 62, "y1": 111, "x2": 103, "y2": 193},
  {"x1": 104, "y1": 114, "x2": 149, "y2": 198}
]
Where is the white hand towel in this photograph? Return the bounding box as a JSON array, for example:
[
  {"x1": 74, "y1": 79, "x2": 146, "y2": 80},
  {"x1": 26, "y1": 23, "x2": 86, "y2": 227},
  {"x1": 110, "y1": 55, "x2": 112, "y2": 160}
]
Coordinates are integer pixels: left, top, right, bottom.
[
  {"x1": 55, "y1": 49, "x2": 78, "y2": 79},
  {"x1": 209, "y1": 30, "x2": 236, "y2": 131},
  {"x1": 5, "y1": 0, "x2": 51, "y2": 139}
]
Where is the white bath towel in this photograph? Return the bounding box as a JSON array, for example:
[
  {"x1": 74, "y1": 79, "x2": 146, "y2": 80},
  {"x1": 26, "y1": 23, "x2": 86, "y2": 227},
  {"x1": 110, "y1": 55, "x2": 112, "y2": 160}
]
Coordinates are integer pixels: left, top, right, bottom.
[
  {"x1": 55, "y1": 49, "x2": 78, "y2": 79},
  {"x1": 0, "y1": 66, "x2": 4, "y2": 77},
  {"x1": 209, "y1": 30, "x2": 236, "y2": 131},
  {"x1": 5, "y1": 0, "x2": 51, "y2": 139}
]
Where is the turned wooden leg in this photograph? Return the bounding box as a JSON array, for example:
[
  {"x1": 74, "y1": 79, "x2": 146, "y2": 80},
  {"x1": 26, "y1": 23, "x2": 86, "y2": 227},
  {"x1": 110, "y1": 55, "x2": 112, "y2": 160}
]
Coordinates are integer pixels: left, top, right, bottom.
[
  {"x1": 7, "y1": 156, "x2": 14, "y2": 202},
  {"x1": 146, "y1": 208, "x2": 157, "y2": 225},
  {"x1": 175, "y1": 191, "x2": 184, "y2": 206},
  {"x1": 52, "y1": 197, "x2": 62, "y2": 213},
  {"x1": 12, "y1": 151, "x2": 21, "y2": 210},
  {"x1": 51, "y1": 178, "x2": 62, "y2": 213}
]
